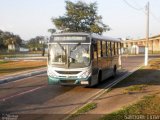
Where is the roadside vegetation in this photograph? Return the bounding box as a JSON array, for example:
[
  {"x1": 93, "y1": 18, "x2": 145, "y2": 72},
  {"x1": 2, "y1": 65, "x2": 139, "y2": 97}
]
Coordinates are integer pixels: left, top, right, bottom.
[
  {"x1": 0, "y1": 61, "x2": 9, "y2": 64},
  {"x1": 51, "y1": 1, "x2": 110, "y2": 34},
  {"x1": 123, "y1": 84, "x2": 147, "y2": 94},
  {"x1": 100, "y1": 95, "x2": 160, "y2": 120},
  {"x1": 99, "y1": 58, "x2": 160, "y2": 120},
  {"x1": 0, "y1": 60, "x2": 46, "y2": 76},
  {"x1": 0, "y1": 29, "x2": 22, "y2": 52},
  {"x1": 0, "y1": 29, "x2": 47, "y2": 56},
  {"x1": 0, "y1": 52, "x2": 47, "y2": 59},
  {"x1": 68, "y1": 102, "x2": 97, "y2": 120}
]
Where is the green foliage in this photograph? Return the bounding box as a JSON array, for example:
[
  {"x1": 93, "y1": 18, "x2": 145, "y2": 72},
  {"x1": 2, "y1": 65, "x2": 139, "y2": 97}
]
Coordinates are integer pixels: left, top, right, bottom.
[
  {"x1": 0, "y1": 29, "x2": 22, "y2": 50},
  {"x1": 0, "y1": 61, "x2": 9, "y2": 64},
  {"x1": 27, "y1": 36, "x2": 45, "y2": 51},
  {"x1": 48, "y1": 28, "x2": 56, "y2": 35},
  {"x1": 124, "y1": 85, "x2": 147, "y2": 94},
  {"x1": 52, "y1": 1, "x2": 110, "y2": 34},
  {"x1": 68, "y1": 102, "x2": 97, "y2": 120},
  {"x1": 76, "y1": 102, "x2": 97, "y2": 114}
]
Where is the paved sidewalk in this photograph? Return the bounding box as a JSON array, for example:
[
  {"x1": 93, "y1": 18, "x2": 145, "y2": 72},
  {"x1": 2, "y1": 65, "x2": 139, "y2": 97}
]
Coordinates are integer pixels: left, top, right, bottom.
[
  {"x1": 0, "y1": 67, "x2": 47, "y2": 84},
  {"x1": 73, "y1": 58, "x2": 160, "y2": 120}
]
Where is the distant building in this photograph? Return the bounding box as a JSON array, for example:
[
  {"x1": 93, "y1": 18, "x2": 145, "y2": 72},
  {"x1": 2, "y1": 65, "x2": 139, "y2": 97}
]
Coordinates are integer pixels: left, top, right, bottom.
[
  {"x1": 8, "y1": 40, "x2": 29, "y2": 52},
  {"x1": 8, "y1": 44, "x2": 19, "y2": 52},
  {"x1": 122, "y1": 34, "x2": 160, "y2": 54},
  {"x1": 19, "y1": 47, "x2": 29, "y2": 52}
]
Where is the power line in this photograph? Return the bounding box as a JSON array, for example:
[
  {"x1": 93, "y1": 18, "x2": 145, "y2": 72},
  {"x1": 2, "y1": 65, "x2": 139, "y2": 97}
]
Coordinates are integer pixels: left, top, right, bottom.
[
  {"x1": 132, "y1": 0, "x2": 144, "y2": 9},
  {"x1": 150, "y1": 10, "x2": 160, "y2": 23},
  {"x1": 123, "y1": 0, "x2": 144, "y2": 11}
]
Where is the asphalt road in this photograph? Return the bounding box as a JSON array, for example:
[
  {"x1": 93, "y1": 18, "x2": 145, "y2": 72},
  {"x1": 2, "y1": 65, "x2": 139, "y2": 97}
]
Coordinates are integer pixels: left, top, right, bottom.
[{"x1": 0, "y1": 55, "x2": 159, "y2": 120}]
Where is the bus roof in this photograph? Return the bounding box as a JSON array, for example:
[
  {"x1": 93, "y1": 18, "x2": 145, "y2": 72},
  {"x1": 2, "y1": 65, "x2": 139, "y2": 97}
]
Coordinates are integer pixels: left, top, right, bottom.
[
  {"x1": 52, "y1": 32, "x2": 89, "y2": 36},
  {"x1": 91, "y1": 33, "x2": 121, "y2": 42},
  {"x1": 51, "y1": 32, "x2": 121, "y2": 42}
]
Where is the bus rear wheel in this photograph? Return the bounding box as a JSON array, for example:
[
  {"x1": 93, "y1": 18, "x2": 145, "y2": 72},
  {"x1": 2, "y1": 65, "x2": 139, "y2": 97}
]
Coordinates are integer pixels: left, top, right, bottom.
[
  {"x1": 113, "y1": 65, "x2": 117, "y2": 77},
  {"x1": 98, "y1": 70, "x2": 102, "y2": 83}
]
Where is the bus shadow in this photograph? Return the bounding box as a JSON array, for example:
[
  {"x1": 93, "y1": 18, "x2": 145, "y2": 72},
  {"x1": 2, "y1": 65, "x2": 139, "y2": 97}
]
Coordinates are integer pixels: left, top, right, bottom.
[
  {"x1": 0, "y1": 101, "x2": 85, "y2": 113},
  {"x1": 112, "y1": 69, "x2": 160, "y2": 89},
  {"x1": 93, "y1": 70, "x2": 127, "y2": 89}
]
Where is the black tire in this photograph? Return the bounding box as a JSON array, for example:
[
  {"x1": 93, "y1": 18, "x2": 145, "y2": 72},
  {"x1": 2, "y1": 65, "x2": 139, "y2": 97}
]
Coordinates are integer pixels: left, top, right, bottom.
[
  {"x1": 113, "y1": 65, "x2": 117, "y2": 77},
  {"x1": 98, "y1": 70, "x2": 102, "y2": 83}
]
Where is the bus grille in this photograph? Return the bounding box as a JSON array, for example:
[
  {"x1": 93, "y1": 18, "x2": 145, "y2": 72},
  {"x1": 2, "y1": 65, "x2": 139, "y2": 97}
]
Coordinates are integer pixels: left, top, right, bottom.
[
  {"x1": 56, "y1": 71, "x2": 80, "y2": 75},
  {"x1": 60, "y1": 80, "x2": 75, "y2": 84},
  {"x1": 59, "y1": 76, "x2": 77, "y2": 79}
]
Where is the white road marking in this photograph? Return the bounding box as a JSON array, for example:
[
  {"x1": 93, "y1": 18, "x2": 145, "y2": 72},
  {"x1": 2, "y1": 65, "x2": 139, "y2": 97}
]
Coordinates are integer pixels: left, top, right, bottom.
[
  {"x1": 0, "y1": 73, "x2": 47, "y2": 86},
  {"x1": 0, "y1": 85, "x2": 46, "y2": 102}
]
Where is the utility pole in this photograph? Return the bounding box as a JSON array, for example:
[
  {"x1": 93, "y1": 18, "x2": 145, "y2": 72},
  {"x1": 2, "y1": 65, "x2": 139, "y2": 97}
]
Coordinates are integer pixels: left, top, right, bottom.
[{"x1": 144, "y1": 2, "x2": 149, "y2": 66}]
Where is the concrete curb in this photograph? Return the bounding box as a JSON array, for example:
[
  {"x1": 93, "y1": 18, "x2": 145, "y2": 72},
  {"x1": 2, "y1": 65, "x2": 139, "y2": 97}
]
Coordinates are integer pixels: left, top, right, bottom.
[{"x1": 0, "y1": 69, "x2": 47, "y2": 84}]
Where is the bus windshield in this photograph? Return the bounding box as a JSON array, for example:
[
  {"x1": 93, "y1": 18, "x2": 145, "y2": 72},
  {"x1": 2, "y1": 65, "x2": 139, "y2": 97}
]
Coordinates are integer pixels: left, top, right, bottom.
[{"x1": 48, "y1": 43, "x2": 90, "y2": 68}]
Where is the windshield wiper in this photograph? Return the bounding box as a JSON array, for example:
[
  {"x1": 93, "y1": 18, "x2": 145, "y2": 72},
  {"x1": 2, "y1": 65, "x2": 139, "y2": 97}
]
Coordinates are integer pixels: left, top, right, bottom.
[
  {"x1": 57, "y1": 42, "x2": 65, "y2": 52},
  {"x1": 70, "y1": 42, "x2": 81, "y2": 52}
]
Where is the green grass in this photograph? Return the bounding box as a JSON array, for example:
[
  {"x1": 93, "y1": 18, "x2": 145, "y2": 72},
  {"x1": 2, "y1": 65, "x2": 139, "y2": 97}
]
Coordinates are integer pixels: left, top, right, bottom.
[
  {"x1": 100, "y1": 95, "x2": 160, "y2": 120},
  {"x1": 0, "y1": 61, "x2": 46, "y2": 75},
  {"x1": 0, "y1": 61, "x2": 9, "y2": 64},
  {"x1": 124, "y1": 85, "x2": 147, "y2": 94},
  {"x1": 76, "y1": 102, "x2": 97, "y2": 114},
  {"x1": 0, "y1": 66, "x2": 45, "y2": 74},
  {"x1": 68, "y1": 102, "x2": 97, "y2": 120},
  {"x1": 0, "y1": 52, "x2": 46, "y2": 59}
]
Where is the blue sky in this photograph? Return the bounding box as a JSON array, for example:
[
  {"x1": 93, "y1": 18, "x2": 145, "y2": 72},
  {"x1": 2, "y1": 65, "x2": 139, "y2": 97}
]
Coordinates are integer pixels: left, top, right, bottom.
[{"x1": 0, "y1": 0, "x2": 160, "y2": 40}]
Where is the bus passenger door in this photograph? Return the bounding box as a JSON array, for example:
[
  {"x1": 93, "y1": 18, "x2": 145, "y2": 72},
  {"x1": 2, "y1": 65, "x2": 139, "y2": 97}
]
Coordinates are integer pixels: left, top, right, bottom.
[
  {"x1": 91, "y1": 43, "x2": 99, "y2": 85},
  {"x1": 102, "y1": 41, "x2": 114, "y2": 80}
]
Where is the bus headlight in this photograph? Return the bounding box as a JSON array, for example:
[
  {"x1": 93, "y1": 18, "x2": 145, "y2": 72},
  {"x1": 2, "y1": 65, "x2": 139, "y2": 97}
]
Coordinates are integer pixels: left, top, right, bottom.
[
  {"x1": 47, "y1": 68, "x2": 58, "y2": 77},
  {"x1": 78, "y1": 69, "x2": 91, "y2": 79}
]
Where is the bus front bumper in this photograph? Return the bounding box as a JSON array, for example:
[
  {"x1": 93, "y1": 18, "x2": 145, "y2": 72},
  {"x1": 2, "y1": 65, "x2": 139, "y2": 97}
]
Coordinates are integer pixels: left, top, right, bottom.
[{"x1": 48, "y1": 76, "x2": 91, "y2": 86}]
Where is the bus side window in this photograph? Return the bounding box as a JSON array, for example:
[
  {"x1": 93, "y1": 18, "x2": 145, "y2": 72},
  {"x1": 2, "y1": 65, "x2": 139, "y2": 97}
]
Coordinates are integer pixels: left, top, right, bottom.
[
  {"x1": 114, "y1": 42, "x2": 116, "y2": 55},
  {"x1": 102, "y1": 41, "x2": 106, "y2": 57},
  {"x1": 110, "y1": 42, "x2": 112, "y2": 56},
  {"x1": 93, "y1": 42, "x2": 98, "y2": 59},
  {"x1": 112, "y1": 42, "x2": 115, "y2": 56},
  {"x1": 97, "y1": 41, "x2": 102, "y2": 58},
  {"x1": 120, "y1": 43, "x2": 122, "y2": 54},
  {"x1": 107, "y1": 42, "x2": 111, "y2": 57},
  {"x1": 106, "y1": 41, "x2": 108, "y2": 56},
  {"x1": 117, "y1": 42, "x2": 119, "y2": 55}
]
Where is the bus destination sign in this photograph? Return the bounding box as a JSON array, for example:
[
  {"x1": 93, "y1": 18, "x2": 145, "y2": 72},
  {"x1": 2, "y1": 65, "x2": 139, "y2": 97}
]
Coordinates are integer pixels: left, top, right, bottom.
[{"x1": 54, "y1": 36, "x2": 86, "y2": 41}]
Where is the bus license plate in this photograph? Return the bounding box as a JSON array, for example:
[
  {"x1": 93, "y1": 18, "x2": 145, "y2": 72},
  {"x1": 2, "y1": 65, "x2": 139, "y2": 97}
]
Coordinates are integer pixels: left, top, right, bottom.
[{"x1": 81, "y1": 81, "x2": 89, "y2": 85}]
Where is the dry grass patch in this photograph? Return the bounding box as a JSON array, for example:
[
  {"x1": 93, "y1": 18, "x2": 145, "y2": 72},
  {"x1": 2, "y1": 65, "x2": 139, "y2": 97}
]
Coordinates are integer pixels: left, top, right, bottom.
[
  {"x1": 99, "y1": 58, "x2": 160, "y2": 120},
  {"x1": 100, "y1": 95, "x2": 160, "y2": 120},
  {"x1": 68, "y1": 102, "x2": 97, "y2": 120},
  {"x1": 123, "y1": 85, "x2": 147, "y2": 94},
  {"x1": 0, "y1": 60, "x2": 46, "y2": 76}
]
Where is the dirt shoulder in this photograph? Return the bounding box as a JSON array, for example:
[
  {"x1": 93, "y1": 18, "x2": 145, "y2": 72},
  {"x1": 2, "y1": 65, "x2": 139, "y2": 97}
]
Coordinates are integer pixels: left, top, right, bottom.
[
  {"x1": 0, "y1": 60, "x2": 46, "y2": 76},
  {"x1": 72, "y1": 58, "x2": 160, "y2": 120}
]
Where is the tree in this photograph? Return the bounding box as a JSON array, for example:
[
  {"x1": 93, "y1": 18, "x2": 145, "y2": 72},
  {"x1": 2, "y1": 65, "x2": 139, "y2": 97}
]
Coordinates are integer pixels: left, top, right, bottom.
[
  {"x1": 48, "y1": 28, "x2": 56, "y2": 35},
  {"x1": 0, "y1": 30, "x2": 4, "y2": 48},
  {"x1": 52, "y1": 1, "x2": 110, "y2": 34},
  {"x1": 27, "y1": 36, "x2": 45, "y2": 51},
  {"x1": 0, "y1": 30, "x2": 22, "y2": 51}
]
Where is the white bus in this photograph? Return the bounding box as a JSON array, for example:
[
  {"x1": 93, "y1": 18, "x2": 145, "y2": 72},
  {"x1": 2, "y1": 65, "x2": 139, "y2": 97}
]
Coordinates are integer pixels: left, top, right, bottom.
[{"x1": 47, "y1": 32, "x2": 121, "y2": 86}]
